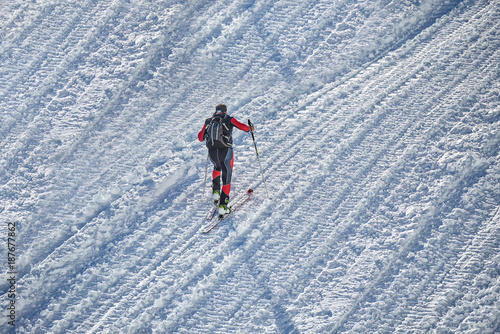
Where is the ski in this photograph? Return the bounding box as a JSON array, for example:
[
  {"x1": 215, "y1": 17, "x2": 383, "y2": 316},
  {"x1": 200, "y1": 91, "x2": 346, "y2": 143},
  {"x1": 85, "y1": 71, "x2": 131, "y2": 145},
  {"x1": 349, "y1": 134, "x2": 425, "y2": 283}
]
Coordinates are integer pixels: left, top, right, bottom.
[
  {"x1": 218, "y1": 188, "x2": 254, "y2": 222},
  {"x1": 201, "y1": 189, "x2": 254, "y2": 234},
  {"x1": 205, "y1": 202, "x2": 219, "y2": 220}
]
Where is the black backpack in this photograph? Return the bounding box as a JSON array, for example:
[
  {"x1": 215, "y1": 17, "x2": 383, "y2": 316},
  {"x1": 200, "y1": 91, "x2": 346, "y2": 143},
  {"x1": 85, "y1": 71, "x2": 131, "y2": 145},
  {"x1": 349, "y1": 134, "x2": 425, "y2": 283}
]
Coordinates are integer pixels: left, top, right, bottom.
[{"x1": 205, "y1": 114, "x2": 231, "y2": 149}]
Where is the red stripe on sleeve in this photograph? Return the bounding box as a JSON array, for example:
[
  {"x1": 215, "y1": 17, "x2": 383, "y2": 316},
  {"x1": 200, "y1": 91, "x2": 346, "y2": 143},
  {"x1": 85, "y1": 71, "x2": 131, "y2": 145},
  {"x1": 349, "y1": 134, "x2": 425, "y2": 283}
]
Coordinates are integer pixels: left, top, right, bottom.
[
  {"x1": 198, "y1": 123, "x2": 206, "y2": 142},
  {"x1": 230, "y1": 118, "x2": 250, "y2": 132}
]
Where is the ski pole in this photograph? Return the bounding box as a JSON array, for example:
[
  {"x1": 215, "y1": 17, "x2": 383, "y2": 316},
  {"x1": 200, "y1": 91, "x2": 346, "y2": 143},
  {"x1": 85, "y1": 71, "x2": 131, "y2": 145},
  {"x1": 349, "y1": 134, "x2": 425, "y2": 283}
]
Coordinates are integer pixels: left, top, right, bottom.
[
  {"x1": 248, "y1": 119, "x2": 270, "y2": 199},
  {"x1": 202, "y1": 153, "x2": 209, "y2": 200}
]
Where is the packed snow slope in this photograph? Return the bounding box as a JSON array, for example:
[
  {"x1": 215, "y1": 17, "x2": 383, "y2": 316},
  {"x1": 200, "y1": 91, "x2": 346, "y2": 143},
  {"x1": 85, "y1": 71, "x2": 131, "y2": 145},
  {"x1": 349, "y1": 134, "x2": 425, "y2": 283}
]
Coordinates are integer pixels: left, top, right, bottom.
[{"x1": 1, "y1": 0, "x2": 499, "y2": 333}]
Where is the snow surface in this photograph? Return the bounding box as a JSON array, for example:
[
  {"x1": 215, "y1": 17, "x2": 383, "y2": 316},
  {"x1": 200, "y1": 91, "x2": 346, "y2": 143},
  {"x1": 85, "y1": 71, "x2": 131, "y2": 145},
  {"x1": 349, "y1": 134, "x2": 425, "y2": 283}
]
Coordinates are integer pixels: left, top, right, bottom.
[{"x1": 1, "y1": 0, "x2": 499, "y2": 333}]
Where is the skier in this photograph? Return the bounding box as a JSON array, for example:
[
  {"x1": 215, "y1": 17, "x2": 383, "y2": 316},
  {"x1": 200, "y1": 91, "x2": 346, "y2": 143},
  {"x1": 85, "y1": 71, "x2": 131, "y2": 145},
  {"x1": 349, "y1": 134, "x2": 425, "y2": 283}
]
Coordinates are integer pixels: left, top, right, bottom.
[{"x1": 198, "y1": 104, "x2": 254, "y2": 216}]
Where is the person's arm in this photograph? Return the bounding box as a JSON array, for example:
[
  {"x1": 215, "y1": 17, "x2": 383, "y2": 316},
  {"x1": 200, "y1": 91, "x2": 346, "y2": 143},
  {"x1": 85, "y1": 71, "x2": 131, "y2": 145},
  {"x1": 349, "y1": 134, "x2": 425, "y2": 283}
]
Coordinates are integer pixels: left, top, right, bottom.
[
  {"x1": 198, "y1": 123, "x2": 206, "y2": 142},
  {"x1": 231, "y1": 118, "x2": 254, "y2": 132}
]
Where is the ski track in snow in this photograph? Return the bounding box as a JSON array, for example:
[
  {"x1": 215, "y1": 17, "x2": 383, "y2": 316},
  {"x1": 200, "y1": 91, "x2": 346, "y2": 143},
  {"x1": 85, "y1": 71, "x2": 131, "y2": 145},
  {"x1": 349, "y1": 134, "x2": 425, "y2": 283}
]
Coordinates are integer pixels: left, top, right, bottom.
[{"x1": 1, "y1": 0, "x2": 499, "y2": 333}]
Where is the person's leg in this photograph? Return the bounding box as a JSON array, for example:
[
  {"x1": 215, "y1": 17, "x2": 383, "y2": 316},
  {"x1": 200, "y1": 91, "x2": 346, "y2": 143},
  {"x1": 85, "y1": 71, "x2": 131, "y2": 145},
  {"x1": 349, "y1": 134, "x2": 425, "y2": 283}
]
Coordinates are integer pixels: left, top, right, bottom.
[
  {"x1": 208, "y1": 149, "x2": 222, "y2": 200},
  {"x1": 212, "y1": 170, "x2": 221, "y2": 192},
  {"x1": 219, "y1": 148, "x2": 234, "y2": 205}
]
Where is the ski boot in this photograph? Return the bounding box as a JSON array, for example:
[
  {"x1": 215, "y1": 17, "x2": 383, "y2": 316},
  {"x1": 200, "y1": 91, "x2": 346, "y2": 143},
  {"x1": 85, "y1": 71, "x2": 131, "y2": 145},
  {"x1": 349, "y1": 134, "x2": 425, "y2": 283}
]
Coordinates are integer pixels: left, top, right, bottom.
[
  {"x1": 218, "y1": 202, "x2": 231, "y2": 216},
  {"x1": 212, "y1": 190, "x2": 220, "y2": 204}
]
